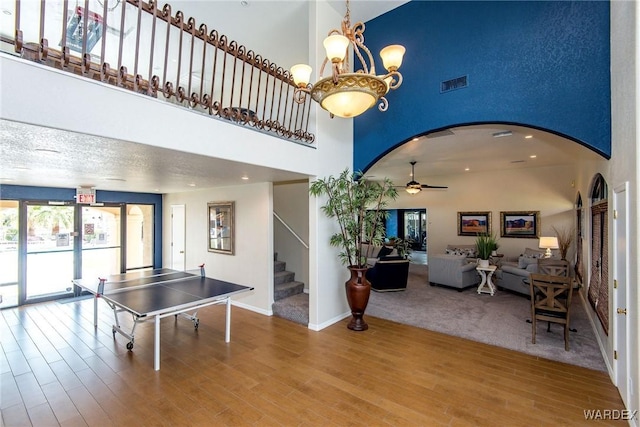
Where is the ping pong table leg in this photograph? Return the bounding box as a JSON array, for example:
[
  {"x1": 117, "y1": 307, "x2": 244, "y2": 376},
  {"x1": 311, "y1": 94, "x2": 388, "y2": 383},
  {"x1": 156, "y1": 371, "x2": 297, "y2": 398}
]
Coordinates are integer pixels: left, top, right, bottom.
[
  {"x1": 93, "y1": 295, "x2": 98, "y2": 327},
  {"x1": 225, "y1": 297, "x2": 231, "y2": 343},
  {"x1": 154, "y1": 315, "x2": 161, "y2": 371}
]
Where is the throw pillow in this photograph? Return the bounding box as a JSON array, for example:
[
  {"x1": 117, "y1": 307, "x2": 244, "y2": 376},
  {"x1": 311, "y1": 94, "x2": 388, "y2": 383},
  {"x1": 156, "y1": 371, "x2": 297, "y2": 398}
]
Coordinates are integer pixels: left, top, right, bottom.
[
  {"x1": 378, "y1": 246, "x2": 393, "y2": 258},
  {"x1": 518, "y1": 256, "x2": 538, "y2": 269}
]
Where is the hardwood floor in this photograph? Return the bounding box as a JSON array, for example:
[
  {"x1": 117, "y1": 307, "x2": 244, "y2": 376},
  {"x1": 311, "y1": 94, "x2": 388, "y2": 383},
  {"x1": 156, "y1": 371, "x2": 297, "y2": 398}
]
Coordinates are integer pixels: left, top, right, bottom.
[{"x1": 1, "y1": 298, "x2": 625, "y2": 426}]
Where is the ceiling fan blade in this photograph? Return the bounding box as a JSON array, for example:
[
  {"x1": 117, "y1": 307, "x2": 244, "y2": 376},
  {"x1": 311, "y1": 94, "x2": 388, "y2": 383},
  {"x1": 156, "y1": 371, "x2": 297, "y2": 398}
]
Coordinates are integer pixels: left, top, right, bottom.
[{"x1": 421, "y1": 184, "x2": 448, "y2": 189}]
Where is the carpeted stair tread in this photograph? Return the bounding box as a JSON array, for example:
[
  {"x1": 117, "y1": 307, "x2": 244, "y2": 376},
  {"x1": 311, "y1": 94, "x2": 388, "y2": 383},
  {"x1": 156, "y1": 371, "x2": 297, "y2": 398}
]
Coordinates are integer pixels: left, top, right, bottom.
[
  {"x1": 274, "y1": 270, "x2": 295, "y2": 285},
  {"x1": 272, "y1": 293, "x2": 309, "y2": 325},
  {"x1": 274, "y1": 260, "x2": 286, "y2": 273},
  {"x1": 274, "y1": 280, "x2": 304, "y2": 301}
]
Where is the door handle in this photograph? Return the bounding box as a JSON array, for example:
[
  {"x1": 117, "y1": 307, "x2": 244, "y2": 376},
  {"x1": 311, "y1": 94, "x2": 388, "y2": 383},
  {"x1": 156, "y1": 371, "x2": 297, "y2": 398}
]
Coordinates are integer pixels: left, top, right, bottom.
[
  {"x1": 180, "y1": 250, "x2": 184, "y2": 254},
  {"x1": 617, "y1": 308, "x2": 627, "y2": 315}
]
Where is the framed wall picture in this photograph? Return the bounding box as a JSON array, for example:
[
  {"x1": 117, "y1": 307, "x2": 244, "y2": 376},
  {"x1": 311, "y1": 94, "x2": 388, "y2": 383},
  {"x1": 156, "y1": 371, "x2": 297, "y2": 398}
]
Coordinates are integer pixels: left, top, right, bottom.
[
  {"x1": 457, "y1": 211, "x2": 491, "y2": 236},
  {"x1": 208, "y1": 201, "x2": 234, "y2": 254},
  {"x1": 500, "y1": 211, "x2": 540, "y2": 238}
]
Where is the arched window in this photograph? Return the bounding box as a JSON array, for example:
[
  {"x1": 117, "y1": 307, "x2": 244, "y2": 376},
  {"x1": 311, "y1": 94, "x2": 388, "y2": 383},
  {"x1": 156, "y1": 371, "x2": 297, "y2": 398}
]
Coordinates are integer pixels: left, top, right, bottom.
[{"x1": 587, "y1": 174, "x2": 608, "y2": 334}]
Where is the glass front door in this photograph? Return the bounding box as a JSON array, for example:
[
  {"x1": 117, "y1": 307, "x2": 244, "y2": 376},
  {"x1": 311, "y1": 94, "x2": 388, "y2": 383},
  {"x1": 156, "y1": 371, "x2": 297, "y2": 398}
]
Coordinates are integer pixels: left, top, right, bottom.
[
  {"x1": 25, "y1": 203, "x2": 75, "y2": 299},
  {"x1": 81, "y1": 205, "x2": 122, "y2": 281}
]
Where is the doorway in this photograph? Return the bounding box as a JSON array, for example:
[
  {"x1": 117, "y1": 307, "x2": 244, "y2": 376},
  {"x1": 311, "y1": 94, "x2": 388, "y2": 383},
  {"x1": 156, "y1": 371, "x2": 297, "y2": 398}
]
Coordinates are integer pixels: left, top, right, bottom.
[{"x1": 24, "y1": 202, "x2": 76, "y2": 300}]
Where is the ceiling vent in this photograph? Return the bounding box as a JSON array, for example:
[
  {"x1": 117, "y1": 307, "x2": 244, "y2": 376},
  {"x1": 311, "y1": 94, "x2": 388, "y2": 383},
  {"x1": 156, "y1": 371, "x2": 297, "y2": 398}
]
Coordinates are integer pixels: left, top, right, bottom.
[
  {"x1": 440, "y1": 75, "x2": 468, "y2": 93},
  {"x1": 426, "y1": 129, "x2": 454, "y2": 139}
]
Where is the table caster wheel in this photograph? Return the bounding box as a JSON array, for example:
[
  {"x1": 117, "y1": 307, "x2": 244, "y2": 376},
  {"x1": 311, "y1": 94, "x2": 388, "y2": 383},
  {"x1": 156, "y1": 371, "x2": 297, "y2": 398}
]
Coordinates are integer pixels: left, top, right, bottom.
[
  {"x1": 194, "y1": 319, "x2": 199, "y2": 330},
  {"x1": 126, "y1": 341, "x2": 134, "y2": 350},
  {"x1": 112, "y1": 328, "x2": 116, "y2": 337}
]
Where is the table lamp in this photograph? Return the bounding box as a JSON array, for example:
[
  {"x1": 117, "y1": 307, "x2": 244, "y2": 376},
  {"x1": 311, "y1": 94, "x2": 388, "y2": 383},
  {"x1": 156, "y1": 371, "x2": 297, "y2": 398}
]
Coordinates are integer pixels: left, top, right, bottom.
[{"x1": 539, "y1": 236, "x2": 559, "y2": 258}]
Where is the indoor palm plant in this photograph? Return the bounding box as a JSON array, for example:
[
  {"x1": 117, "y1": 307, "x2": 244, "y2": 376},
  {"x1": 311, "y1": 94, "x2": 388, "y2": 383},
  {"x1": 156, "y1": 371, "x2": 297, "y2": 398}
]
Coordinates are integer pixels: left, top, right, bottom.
[{"x1": 309, "y1": 168, "x2": 397, "y2": 331}]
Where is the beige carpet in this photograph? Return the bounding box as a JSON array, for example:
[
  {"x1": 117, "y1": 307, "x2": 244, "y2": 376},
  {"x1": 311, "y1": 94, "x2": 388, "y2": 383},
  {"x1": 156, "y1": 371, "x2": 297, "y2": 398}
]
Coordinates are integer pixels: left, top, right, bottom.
[{"x1": 366, "y1": 263, "x2": 607, "y2": 372}]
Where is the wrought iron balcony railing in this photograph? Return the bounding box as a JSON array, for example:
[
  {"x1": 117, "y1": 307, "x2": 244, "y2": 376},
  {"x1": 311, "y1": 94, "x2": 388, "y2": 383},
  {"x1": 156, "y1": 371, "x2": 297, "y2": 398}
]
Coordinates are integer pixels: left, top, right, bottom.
[{"x1": 2, "y1": 0, "x2": 315, "y2": 144}]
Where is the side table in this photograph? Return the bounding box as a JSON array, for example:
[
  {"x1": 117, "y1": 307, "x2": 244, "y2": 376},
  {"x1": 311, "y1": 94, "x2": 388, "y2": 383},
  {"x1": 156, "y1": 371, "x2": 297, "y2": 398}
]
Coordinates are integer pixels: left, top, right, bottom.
[{"x1": 476, "y1": 265, "x2": 498, "y2": 296}]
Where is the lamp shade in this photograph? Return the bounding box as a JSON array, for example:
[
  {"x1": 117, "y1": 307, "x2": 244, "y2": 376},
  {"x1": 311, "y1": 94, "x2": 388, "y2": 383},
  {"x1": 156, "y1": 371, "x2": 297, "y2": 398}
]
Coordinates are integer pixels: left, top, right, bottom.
[
  {"x1": 539, "y1": 236, "x2": 559, "y2": 249},
  {"x1": 321, "y1": 90, "x2": 376, "y2": 118},
  {"x1": 323, "y1": 34, "x2": 349, "y2": 63},
  {"x1": 380, "y1": 44, "x2": 405, "y2": 71},
  {"x1": 539, "y1": 236, "x2": 559, "y2": 258},
  {"x1": 290, "y1": 64, "x2": 312, "y2": 87}
]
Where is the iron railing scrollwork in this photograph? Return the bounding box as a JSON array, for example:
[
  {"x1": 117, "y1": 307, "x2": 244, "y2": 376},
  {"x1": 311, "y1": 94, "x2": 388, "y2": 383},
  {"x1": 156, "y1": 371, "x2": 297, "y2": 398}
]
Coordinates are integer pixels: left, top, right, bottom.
[{"x1": 4, "y1": 0, "x2": 315, "y2": 145}]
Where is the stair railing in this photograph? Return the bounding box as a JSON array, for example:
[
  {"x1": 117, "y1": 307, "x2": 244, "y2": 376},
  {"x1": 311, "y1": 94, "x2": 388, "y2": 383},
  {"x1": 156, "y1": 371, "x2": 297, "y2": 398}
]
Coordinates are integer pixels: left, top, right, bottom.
[
  {"x1": 273, "y1": 212, "x2": 308, "y2": 249},
  {"x1": 3, "y1": 0, "x2": 315, "y2": 145}
]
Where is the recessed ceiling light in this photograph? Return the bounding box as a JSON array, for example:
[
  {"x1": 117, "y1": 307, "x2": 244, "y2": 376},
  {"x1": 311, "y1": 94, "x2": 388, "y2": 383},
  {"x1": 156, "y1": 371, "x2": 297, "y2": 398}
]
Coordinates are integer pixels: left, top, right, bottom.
[
  {"x1": 525, "y1": 135, "x2": 533, "y2": 139},
  {"x1": 530, "y1": 155, "x2": 537, "y2": 158},
  {"x1": 241, "y1": 175, "x2": 249, "y2": 180},
  {"x1": 465, "y1": 167, "x2": 470, "y2": 171},
  {"x1": 188, "y1": 183, "x2": 196, "y2": 187}
]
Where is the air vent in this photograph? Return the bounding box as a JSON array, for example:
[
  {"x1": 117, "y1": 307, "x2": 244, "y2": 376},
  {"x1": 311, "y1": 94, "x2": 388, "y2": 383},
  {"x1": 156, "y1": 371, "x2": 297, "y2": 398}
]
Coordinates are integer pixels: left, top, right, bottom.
[
  {"x1": 427, "y1": 129, "x2": 454, "y2": 139},
  {"x1": 440, "y1": 75, "x2": 468, "y2": 93}
]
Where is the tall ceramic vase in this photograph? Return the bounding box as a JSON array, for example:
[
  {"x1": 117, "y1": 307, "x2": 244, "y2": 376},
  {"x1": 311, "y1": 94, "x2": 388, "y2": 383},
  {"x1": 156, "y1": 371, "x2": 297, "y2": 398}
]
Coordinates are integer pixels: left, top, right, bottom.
[{"x1": 345, "y1": 266, "x2": 371, "y2": 331}]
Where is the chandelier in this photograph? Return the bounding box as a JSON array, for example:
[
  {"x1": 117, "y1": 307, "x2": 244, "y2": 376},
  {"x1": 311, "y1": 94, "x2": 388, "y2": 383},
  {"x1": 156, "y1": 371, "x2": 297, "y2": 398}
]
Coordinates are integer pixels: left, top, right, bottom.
[{"x1": 290, "y1": 0, "x2": 405, "y2": 118}]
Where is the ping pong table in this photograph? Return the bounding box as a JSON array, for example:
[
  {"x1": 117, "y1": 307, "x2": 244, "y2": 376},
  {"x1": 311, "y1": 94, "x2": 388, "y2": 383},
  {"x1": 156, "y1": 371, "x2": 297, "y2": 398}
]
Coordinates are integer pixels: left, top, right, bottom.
[{"x1": 73, "y1": 266, "x2": 253, "y2": 370}]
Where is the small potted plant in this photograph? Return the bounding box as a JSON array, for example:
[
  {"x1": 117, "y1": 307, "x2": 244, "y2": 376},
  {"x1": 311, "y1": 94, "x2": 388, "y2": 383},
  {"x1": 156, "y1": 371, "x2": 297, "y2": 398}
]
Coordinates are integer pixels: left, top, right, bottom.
[{"x1": 476, "y1": 232, "x2": 497, "y2": 267}]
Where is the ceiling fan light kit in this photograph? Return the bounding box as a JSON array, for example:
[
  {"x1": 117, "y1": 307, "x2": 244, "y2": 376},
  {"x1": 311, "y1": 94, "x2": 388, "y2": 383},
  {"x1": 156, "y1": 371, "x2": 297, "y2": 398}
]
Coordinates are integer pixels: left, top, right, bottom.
[{"x1": 404, "y1": 161, "x2": 448, "y2": 194}]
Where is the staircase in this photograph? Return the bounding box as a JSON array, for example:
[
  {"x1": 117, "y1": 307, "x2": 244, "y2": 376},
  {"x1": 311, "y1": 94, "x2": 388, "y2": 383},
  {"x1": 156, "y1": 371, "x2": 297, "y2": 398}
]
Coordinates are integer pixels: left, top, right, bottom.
[{"x1": 272, "y1": 254, "x2": 309, "y2": 325}]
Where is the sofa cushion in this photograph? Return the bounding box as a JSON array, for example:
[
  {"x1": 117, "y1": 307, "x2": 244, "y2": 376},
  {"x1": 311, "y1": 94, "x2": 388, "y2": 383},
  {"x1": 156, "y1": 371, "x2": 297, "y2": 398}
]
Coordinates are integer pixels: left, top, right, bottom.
[
  {"x1": 518, "y1": 256, "x2": 538, "y2": 269},
  {"x1": 445, "y1": 244, "x2": 477, "y2": 258},
  {"x1": 523, "y1": 247, "x2": 545, "y2": 258}
]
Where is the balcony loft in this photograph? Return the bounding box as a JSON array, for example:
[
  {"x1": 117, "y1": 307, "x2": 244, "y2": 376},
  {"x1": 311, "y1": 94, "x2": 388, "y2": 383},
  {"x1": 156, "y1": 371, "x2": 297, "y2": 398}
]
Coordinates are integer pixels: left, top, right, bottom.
[{"x1": 0, "y1": 0, "x2": 315, "y2": 146}]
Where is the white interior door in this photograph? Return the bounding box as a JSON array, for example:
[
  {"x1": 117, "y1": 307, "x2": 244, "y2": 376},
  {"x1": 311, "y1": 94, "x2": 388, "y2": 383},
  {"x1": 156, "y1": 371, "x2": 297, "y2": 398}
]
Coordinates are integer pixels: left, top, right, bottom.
[
  {"x1": 613, "y1": 183, "x2": 629, "y2": 408},
  {"x1": 171, "y1": 204, "x2": 186, "y2": 271}
]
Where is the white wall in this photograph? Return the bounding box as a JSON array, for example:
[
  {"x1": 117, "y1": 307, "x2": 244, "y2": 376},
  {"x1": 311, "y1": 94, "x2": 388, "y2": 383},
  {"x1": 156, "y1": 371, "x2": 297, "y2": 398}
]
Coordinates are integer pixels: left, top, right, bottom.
[
  {"x1": 163, "y1": 182, "x2": 273, "y2": 313},
  {"x1": 305, "y1": 1, "x2": 357, "y2": 330},
  {"x1": 610, "y1": 0, "x2": 639, "y2": 415}
]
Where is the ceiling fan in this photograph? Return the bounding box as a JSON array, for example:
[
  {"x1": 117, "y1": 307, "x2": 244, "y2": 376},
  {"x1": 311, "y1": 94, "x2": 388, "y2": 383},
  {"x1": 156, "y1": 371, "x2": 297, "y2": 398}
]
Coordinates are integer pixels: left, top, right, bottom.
[{"x1": 403, "y1": 161, "x2": 448, "y2": 194}]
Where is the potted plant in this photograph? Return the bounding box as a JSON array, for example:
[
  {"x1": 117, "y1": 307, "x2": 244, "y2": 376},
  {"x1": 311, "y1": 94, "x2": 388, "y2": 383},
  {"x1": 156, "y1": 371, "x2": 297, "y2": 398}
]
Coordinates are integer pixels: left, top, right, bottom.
[
  {"x1": 309, "y1": 168, "x2": 397, "y2": 331},
  {"x1": 476, "y1": 232, "x2": 497, "y2": 267}
]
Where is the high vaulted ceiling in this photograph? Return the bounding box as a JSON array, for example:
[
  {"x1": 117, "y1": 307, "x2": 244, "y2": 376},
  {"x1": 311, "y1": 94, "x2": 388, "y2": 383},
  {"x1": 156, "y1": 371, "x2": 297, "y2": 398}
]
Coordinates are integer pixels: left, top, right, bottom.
[{"x1": 0, "y1": 0, "x2": 604, "y2": 194}]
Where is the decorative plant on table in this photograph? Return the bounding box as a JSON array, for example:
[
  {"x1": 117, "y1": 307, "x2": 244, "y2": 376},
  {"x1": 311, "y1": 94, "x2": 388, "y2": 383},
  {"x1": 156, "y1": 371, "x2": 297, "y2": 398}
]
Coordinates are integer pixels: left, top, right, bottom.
[
  {"x1": 552, "y1": 225, "x2": 575, "y2": 260},
  {"x1": 309, "y1": 168, "x2": 398, "y2": 331},
  {"x1": 475, "y1": 232, "x2": 497, "y2": 267}
]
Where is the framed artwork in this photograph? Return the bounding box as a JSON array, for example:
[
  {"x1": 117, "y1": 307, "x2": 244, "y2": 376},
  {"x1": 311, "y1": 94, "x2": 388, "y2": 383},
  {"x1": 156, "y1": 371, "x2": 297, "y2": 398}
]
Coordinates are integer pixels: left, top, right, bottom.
[
  {"x1": 457, "y1": 211, "x2": 491, "y2": 236},
  {"x1": 500, "y1": 211, "x2": 540, "y2": 238},
  {"x1": 208, "y1": 201, "x2": 234, "y2": 254}
]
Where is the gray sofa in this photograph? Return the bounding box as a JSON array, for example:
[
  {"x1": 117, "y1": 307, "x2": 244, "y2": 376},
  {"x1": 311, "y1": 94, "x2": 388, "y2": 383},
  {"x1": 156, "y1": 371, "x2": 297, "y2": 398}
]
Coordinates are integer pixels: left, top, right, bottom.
[
  {"x1": 428, "y1": 253, "x2": 480, "y2": 291},
  {"x1": 496, "y1": 248, "x2": 546, "y2": 296}
]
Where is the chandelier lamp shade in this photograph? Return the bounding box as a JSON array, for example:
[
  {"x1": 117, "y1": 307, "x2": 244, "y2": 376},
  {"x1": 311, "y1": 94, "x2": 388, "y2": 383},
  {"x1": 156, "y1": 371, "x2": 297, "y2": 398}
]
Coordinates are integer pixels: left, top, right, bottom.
[{"x1": 290, "y1": 0, "x2": 405, "y2": 118}]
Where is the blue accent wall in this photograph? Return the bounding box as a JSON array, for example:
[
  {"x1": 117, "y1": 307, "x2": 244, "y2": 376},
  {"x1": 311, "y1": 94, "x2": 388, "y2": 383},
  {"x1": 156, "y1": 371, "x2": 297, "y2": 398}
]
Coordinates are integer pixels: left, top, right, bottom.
[
  {"x1": 0, "y1": 185, "x2": 163, "y2": 267},
  {"x1": 354, "y1": 1, "x2": 611, "y2": 172}
]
